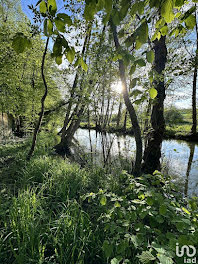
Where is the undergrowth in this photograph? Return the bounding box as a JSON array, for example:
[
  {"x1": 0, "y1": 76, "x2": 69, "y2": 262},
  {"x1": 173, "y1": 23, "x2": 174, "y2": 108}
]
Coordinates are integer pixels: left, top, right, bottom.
[{"x1": 0, "y1": 132, "x2": 197, "y2": 264}]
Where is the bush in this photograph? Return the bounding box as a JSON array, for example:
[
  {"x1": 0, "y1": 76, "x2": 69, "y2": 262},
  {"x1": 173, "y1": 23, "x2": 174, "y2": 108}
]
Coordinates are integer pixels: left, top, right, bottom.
[{"x1": 165, "y1": 108, "x2": 184, "y2": 125}]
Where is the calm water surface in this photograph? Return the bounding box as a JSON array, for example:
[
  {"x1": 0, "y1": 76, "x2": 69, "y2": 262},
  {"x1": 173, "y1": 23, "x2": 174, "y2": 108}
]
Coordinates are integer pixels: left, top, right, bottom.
[{"x1": 75, "y1": 129, "x2": 198, "y2": 197}]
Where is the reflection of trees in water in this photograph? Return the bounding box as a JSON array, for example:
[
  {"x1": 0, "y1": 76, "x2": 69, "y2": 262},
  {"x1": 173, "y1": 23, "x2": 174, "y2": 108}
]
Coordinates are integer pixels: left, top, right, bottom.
[{"x1": 185, "y1": 143, "x2": 195, "y2": 197}]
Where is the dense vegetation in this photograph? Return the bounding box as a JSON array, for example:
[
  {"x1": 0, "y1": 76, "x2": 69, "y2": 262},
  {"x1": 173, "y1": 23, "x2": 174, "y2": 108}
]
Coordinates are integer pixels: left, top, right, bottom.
[{"x1": 0, "y1": 0, "x2": 198, "y2": 263}]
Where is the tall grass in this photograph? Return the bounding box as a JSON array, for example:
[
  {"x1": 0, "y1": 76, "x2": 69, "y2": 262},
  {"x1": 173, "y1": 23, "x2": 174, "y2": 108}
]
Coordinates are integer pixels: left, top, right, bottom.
[{"x1": 0, "y1": 132, "x2": 197, "y2": 264}]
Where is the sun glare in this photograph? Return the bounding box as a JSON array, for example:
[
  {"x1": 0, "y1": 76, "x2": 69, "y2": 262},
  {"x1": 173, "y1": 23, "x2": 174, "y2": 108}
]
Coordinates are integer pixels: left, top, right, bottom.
[{"x1": 111, "y1": 81, "x2": 123, "y2": 94}]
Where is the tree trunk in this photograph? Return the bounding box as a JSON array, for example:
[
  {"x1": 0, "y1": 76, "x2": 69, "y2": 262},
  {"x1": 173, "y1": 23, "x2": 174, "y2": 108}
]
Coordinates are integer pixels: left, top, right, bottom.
[
  {"x1": 111, "y1": 20, "x2": 142, "y2": 176},
  {"x1": 123, "y1": 109, "x2": 128, "y2": 131},
  {"x1": 191, "y1": 9, "x2": 198, "y2": 135},
  {"x1": 116, "y1": 99, "x2": 122, "y2": 128},
  {"x1": 27, "y1": 37, "x2": 49, "y2": 160},
  {"x1": 142, "y1": 36, "x2": 167, "y2": 174}
]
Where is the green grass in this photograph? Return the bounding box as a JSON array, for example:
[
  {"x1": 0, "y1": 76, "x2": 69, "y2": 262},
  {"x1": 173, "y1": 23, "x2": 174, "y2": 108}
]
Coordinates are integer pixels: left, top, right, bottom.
[{"x1": 0, "y1": 133, "x2": 198, "y2": 263}]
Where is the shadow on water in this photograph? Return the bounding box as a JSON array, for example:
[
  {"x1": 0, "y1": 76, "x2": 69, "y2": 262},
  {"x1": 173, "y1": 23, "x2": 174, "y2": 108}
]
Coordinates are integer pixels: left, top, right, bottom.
[
  {"x1": 74, "y1": 128, "x2": 198, "y2": 197},
  {"x1": 185, "y1": 143, "x2": 195, "y2": 198}
]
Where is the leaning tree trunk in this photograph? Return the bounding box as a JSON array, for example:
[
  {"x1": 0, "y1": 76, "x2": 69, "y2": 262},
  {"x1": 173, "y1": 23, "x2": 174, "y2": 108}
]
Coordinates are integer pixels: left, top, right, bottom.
[
  {"x1": 27, "y1": 37, "x2": 49, "y2": 160},
  {"x1": 142, "y1": 36, "x2": 167, "y2": 174},
  {"x1": 111, "y1": 20, "x2": 142, "y2": 176},
  {"x1": 191, "y1": 9, "x2": 198, "y2": 135}
]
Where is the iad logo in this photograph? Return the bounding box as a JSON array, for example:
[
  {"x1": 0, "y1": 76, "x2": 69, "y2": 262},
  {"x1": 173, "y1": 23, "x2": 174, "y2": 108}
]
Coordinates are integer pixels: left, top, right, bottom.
[{"x1": 176, "y1": 243, "x2": 197, "y2": 263}]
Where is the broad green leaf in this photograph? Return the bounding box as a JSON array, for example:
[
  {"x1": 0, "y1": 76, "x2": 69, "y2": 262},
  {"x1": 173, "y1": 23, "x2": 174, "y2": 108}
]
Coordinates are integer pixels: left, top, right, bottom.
[
  {"x1": 57, "y1": 13, "x2": 72, "y2": 26},
  {"x1": 151, "y1": 31, "x2": 161, "y2": 41},
  {"x1": 137, "y1": 1, "x2": 145, "y2": 15},
  {"x1": 130, "y1": 65, "x2": 136, "y2": 75},
  {"x1": 56, "y1": 55, "x2": 62, "y2": 65},
  {"x1": 112, "y1": 9, "x2": 120, "y2": 25},
  {"x1": 159, "y1": 204, "x2": 167, "y2": 215},
  {"x1": 157, "y1": 254, "x2": 173, "y2": 264},
  {"x1": 48, "y1": 0, "x2": 57, "y2": 15},
  {"x1": 48, "y1": 19, "x2": 53, "y2": 35},
  {"x1": 12, "y1": 33, "x2": 32, "y2": 54},
  {"x1": 102, "y1": 240, "x2": 113, "y2": 258},
  {"x1": 146, "y1": 50, "x2": 154, "y2": 63},
  {"x1": 66, "y1": 47, "x2": 75, "y2": 63},
  {"x1": 53, "y1": 36, "x2": 65, "y2": 56},
  {"x1": 149, "y1": 0, "x2": 160, "y2": 8},
  {"x1": 111, "y1": 258, "x2": 120, "y2": 264},
  {"x1": 160, "y1": 25, "x2": 168, "y2": 36},
  {"x1": 185, "y1": 14, "x2": 196, "y2": 29},
  {"x1": 80, "y1": 57, "x2": 88, "y2": 72},
  {"x1": 100, "y1": 195, "x2": 107, "y2": 206},
  {"x1": 138, "y1": 251, "x2": 156, "y2": 263},
  {"x1": 149, "y1": 88, "x2": 158, "y2": 99},
  {"x1": 44, "y1": 19, "x2": 48, "y2": 36},
  {"x1": 40, "y1": 1, "x2": 47, "y2": 13},
  {"x1": 146, "y1": 197, "x2": 154, "y2": 206},
  {"x1": 136, "y1": 22, "x2": 148, "y2": 45},
  {"x1": 55, "y1": 17, "x2": 65, "y2": 32},
  {"x1": 136, "y1": 59, "x2": 146, "y2": 67},
  {"x1": 104, "y1": 0, "x2": 112, "y2": 14},
  {"x1": 131, "y1": 78, "x2": 137, "y2": 88},
  {"x1": 156, "y1": 18, "x2": 165, "y2": 28},
  {"x1": 114, "y1": 201, "x2": 121, "y2": 207},
  {"x1": 175, "y1": 0, "x2": 184, "y2": 7},
  {"x1": 84, "y1": 2, "x2": 96, "y2": 21},
  {"x1": 161, "y1": 0, "x2": 175, "y2": 23}
]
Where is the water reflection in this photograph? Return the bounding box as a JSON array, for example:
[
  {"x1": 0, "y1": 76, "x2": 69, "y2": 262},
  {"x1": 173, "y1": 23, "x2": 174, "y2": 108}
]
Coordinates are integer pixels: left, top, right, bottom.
[{"x1": 75, "y1": 129, "x2": 198, "y2": 197}]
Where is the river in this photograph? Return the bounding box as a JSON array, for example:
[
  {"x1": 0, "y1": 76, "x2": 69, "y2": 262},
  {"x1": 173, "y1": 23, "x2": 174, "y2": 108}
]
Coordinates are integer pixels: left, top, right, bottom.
[{"x1": 75, "y1": 128, "x2": 198, "y2": 197}]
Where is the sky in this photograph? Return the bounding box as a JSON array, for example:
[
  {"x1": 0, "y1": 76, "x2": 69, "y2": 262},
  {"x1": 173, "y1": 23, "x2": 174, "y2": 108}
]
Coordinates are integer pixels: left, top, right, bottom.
[{"x1": 21, "y1": 0, "x2": 65, "y2": 21}]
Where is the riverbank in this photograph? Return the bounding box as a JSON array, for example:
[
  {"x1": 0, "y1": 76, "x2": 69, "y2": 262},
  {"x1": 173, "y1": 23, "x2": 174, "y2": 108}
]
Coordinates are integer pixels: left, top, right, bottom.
[
  {"x1": 0, "y1": 133, "x2": 197, "y2": 263},
  {"x1": 80, "y1": 123, "x2": 198, "y2": 142}
]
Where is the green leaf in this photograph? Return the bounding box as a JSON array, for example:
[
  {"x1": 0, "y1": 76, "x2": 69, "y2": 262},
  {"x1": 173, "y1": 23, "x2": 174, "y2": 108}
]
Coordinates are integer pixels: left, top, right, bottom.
[
  {"x1": 175, "y1": 0, "x2": 184, "y2": 7},
  {"x1": 55, "y1": 17, "x2": 66, "y2": 32},
  {"x1": 40, "y1": 1, "x2": 47, "y2": 14},
  {"x1": 57, "y1": 13, "x2": 72, "y2": 26},
  {"x1": 48, "y1": 19, "x2": 53, "y2": 35},
  {"x1": 44, "y1": 19, "x2": 48, "y2": 36},
  {"x1": 111, "y1": 258, "x2": 120, "y2": 264},
  {"x1": 53, "y1": 36, "x2": 67, "y2": 56},
  {"x1": 104, "y1": 0, "x2": 112, "y2": 14},
  {"x1": 56, "y1": 55, "x2": 62, "y2": 65},
  {"x1": 100, "y1": 195, "x2": 107, "y2": 206},
  {"x1": 136, "y1": 59, "x2": 146, "y2": 67},
  {"x1": 182, "y1": 207, "x2": 191, "y2": 215},
  {"x1": 115, "y1": 201, "x2": 121, "y2": 208},
  {"x1": 102, "y1": 240, "x2": 113, "y2": 258},
  {"x1": 160, "y1": 25, "x2": 168, "y2": 36},
  {"x1": 80, "y1": 57, "x2": 88, "y2": 72},
  {"x1": 149, "y1": 88, "x2": 158, "y2": 99},
  {"x1": 84, "y1": 2, "x2": 96, "y2": 21},
  {"x1": 138, "y1": 251, "x2": 156, "y2": 263},
  {"x1": 136, "y1": 22, "x2": 148, "y2": 45},
  {"x1": 157, "y1": 254, "x2": 173, "y2": 264},
  {"x1": 130, "y1": 65, "x2": 136, "y2": 75},
  {"x1": 48, "y1": 0, "x2": 57, "y2": 15},
  {"x1": 146, "y1": 50, "x2": 154, "y2": 63},
  {"x1": 146, "y1": 197, "x2": 154, "y2": 206},
  {"x1": 112, "y1": 9, "x2": 121, "y2": 25},
  {"x1": 12, "y1": 33, "x2": 32, "y2": 54},
  {"x1": 159, "y1": 204, "x2": 167, "y2": 215},
  {"x1": 161, "y1": 0, "x2": 175, "y2": 23},
  {"x1": 66, "y1": 47, "x2": 75, "y2": 63},
  {"x1": 131, "y1": 78, "x2": 137, "y2": 88},
  {"x1": 185, "y1": 14, "x2": 196, "y2": 29}
]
